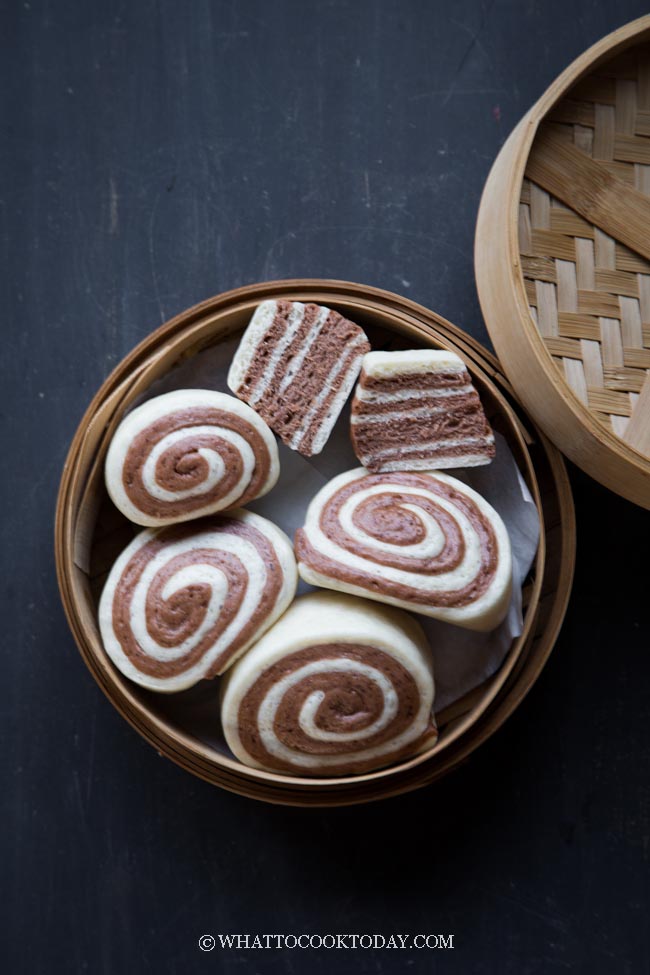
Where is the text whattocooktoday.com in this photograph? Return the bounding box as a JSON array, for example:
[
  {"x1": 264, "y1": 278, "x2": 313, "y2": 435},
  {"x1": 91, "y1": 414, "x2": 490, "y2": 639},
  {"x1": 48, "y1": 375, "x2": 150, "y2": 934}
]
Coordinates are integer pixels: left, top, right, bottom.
[{"x1": 198, "y1": 934, "x2": 454, "y2": 952}]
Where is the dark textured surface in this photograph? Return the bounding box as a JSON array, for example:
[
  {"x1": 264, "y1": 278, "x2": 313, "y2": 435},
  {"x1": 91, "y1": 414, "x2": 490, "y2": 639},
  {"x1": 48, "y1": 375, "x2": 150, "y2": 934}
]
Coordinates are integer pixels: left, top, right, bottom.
[{"x1": 3, "y1": 2, "x2": 650, "y2": 972}]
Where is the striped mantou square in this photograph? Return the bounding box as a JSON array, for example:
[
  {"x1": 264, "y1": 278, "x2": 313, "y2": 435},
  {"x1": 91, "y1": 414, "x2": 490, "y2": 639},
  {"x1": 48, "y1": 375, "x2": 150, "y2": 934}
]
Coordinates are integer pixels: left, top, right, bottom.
[
  {"x1": 227, "y1": 299, "x2": 370, "y2": 456},
  {"x1": 350, "y1": 349, "x2": 496, "y2": 472}
]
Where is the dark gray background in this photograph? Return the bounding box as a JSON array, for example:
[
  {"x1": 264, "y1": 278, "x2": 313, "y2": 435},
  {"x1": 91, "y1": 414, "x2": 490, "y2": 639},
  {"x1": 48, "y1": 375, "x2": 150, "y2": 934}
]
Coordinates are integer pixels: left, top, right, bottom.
[{"x1": 3, "y1": 1, "x2": 650, "y2": 972}]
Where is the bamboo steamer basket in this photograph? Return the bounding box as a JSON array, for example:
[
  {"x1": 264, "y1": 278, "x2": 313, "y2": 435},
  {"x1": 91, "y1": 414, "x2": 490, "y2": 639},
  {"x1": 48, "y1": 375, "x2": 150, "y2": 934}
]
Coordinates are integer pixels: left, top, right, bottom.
[
  {"x1": 55, "y1": 280, "x2": 575, "y2": 806},
  {"x1": 476, "y1": 15, "x2": 650, "y2": 510}
]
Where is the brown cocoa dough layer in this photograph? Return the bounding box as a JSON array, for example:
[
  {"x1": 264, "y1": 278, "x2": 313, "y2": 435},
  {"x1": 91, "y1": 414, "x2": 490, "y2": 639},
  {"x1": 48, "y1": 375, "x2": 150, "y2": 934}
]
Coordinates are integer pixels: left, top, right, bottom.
[
  {"x1": 353, "y1": 390, "x2": 480, "y2": 417},
  {"x1": 353, "y1": 408, "x2": 493, "y2": 455},
  {"x1": 359, "y1": 369, "x2": 471, "y2": 393}
]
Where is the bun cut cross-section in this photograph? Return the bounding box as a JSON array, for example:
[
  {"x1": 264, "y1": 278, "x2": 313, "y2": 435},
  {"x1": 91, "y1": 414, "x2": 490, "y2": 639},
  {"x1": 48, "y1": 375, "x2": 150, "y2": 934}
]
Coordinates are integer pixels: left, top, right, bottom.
[
  {"x1": 295, "y1": 468, "x2": 512, "y2": 631},
  {"x1": 105, "y1": 389, "x2": 280, "y2": 527},
  {"x1": 99, "y1": 509, "x2": 297, "y2": 691},
  {"x1": 228, "y1": 299, "x2": 370, "y2": 456},
  {"x1": 221, "y1": 591, "x2": 437, "y2": 777},
  {"x1": 351, "y1": 349, "x2": 495, "y2": 472}
]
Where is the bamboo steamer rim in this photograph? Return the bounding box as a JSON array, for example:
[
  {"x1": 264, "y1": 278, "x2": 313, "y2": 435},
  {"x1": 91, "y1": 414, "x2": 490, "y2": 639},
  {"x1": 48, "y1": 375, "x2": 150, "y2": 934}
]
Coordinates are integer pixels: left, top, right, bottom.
[
  {"x1": 55, "y1": 280, "x2": 575, "y2": 805},
  {"x1": 475, "y1": 15, "x2": 650, "y2": 509}
]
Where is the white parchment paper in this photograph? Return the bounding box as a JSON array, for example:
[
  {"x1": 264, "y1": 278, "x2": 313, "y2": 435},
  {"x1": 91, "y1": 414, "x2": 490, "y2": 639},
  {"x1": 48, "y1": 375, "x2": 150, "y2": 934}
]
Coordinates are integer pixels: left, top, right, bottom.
[{"x1": 138, "y1": 335, "x2": 540, "y2": 717}]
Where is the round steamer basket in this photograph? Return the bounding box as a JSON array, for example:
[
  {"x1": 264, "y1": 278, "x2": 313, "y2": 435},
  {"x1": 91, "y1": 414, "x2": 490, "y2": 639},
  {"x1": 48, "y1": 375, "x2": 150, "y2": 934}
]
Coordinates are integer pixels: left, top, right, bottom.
[
  {"x1": 55, "y1": 280, "x2": 575, "y2": 806},
  {"x1": 476, "y1": 14, "x2": 650, "y2": 509}
]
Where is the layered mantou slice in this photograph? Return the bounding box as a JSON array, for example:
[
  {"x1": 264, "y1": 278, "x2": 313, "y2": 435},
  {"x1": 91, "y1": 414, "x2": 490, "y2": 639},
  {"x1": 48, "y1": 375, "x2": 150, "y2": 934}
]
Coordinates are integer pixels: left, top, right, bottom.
[
  {"x1": 351, "y1": 349, "x2": 495, "y2": 472},
  {"x1": 228, "y1": 299, "x2": 370, "y2": 456}
]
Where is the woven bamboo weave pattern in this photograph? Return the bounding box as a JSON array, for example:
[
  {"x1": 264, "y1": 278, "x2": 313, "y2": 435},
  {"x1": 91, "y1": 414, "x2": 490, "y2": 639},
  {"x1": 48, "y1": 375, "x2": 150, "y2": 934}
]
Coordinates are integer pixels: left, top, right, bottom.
[{"x1": 520, "y1": 46, "x2": 650, "y2": 451}]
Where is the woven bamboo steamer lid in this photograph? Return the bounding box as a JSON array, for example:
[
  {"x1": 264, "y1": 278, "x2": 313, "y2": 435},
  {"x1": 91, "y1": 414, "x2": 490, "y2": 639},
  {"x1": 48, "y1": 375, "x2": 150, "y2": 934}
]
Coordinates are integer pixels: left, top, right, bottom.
[
  {"x1": 55, "y1": 280, "x2": 575, "y2": 806},
  {"x1": 476, "y1": 15, "x2": 650, "y2": 509}
]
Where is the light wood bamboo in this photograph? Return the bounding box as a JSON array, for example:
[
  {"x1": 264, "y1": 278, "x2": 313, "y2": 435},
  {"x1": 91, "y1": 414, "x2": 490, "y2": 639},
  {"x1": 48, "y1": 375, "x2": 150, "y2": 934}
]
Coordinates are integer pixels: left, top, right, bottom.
[
  {"x1": 527, "y1": 126, "x2": 650, "y2": 263},
  {"x1": 476, "y1": 15, "x2": 650, "y2": 509},
  {"x1": 55, "y1": 280, "x2": 575, "y2": 806}
]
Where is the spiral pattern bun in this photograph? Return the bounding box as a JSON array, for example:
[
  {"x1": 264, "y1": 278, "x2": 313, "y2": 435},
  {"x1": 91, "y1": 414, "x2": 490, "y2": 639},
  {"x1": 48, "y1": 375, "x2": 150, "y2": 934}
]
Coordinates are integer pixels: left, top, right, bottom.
[
  {"x1": 105, "y1": 389, "x2": 280, "y2": 527},
  {"x1": 221, "y1": 591, "x2": 436, "y2": 776},
  {"x1": 99, "y1": 509, "x2": 297, "y2": 692},
  {"x1": 295, "y1": 468, "x2": 512, "y2": 631}
]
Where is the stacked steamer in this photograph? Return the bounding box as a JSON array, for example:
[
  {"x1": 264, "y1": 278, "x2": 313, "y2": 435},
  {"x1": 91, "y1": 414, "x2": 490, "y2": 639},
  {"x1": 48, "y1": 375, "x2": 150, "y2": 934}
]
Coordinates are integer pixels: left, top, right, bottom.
[
  {"x1": 94, "y1": 295, "x2": 517, "y2": 782},
  {"x1": 57, "y1": 279, "x2": 574, "y2": 806}
]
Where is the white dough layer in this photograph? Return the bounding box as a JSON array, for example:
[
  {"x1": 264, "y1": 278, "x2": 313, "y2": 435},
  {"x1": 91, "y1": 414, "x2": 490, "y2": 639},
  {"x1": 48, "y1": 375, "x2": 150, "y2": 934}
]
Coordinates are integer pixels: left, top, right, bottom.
[{"x1": 360, "y1": 348, "x2": 466, "y2": 377}]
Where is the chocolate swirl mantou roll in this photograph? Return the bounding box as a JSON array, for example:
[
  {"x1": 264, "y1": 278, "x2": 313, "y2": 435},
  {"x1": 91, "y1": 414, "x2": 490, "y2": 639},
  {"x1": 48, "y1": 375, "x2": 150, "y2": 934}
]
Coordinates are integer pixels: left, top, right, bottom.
[
  {"x1": 295, "y1": 469, "x2": 512, "y2": 632},
  {"x1": 351, "y1": 349, "x2": 496, "y2": 472},
  {"x1": 221, "y1": 591, "x2": 437, "y2": 777},
  {"x1": 105, "y1": 390, "x2": 280, "y2": 527},
  {"x1": 99, "y1": 509, "x2": 297, "y2": 691},
  {"x1": 227, "y1": 299, "x2": 370, "y2": 456}
]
